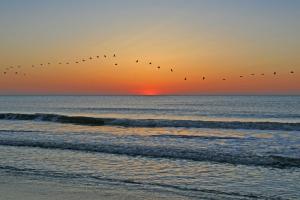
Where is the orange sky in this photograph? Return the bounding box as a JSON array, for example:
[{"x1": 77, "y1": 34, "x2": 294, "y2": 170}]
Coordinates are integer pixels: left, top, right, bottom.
[{"x1": 0, "y1": 1, "x2": 299, "y2": 95}]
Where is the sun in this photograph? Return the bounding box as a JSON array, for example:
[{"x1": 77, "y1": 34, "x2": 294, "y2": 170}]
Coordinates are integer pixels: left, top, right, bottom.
[{"x1": 139, "y1": 89, "x2": 160, "y2": 96}]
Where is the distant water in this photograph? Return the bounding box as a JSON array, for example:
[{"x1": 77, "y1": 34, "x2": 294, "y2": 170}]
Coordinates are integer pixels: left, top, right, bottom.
[{"x1": 0, "y1": 96, "x2": 299, "y2": 199}]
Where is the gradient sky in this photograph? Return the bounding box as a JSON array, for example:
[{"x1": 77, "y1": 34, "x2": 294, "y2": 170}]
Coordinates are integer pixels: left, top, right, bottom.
[{"x1": 0, "y1": 0, "x2": 299, "y2": 95}]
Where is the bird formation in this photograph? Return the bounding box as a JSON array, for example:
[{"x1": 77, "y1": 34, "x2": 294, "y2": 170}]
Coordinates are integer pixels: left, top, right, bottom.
[{"x1": 0, "y1": 53, "x2": 296, "y2": 83}]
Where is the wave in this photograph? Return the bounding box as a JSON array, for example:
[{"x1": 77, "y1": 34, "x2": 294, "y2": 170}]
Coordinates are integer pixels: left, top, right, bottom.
[
  {"x1": 0, "y1": 165, "x2": 282, "y2": 199},
  {"x1": 0, "y1": 113, "x2": 300, "y2": 131},
  {"x1": 150, "y1": 134, "x2": 244, "y2": 140},
  {"x1": 0, "y1": 139, "x2": 299, "y2": 169}
]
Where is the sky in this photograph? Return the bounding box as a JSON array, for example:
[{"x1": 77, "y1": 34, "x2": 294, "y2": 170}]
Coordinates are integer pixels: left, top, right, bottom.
[{"x1": 0, "y1": 0, "x2": 299, "y2": 95}]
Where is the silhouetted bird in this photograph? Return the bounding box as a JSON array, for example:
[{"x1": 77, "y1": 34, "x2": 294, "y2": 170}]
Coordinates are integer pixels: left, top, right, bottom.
[
  {"x1": 171, "y1": 69, "x2": 173, "y2": 72},
  {"x1": 184, "y1": 77, "x2": 187, "y2": 81},
  {"x1": 136, "y1": 60, "x2": 139, "y2": 63},
  {"x1": 261, "y1": 73, "x2": 264, "y2": 76},
  {"x1": 75, "y1": 61, "x2": 79, "y2": 64},
  {"x1": 96, "y1": 56, "x2": 99, "y2": 58},
  {"x1": 66, "y1": 62, "x2": 69, "y2": 65},
  {"x1": 222, "y1": 78, "x2": 226, "y2": 81},
  {"x1": 3, "y1": 72, "x2": 6, "y2": 75},
  {"x1": 113, "y1": 54, "x2": 116, "y2": 57},
  {"x1": 251, "y1": 73, "x2": 255, "y2": 76},
  {"x1": 149, "y1": 62, "x2": 152, "y2": 65},
  {"x1": 104, "y1": 55, "x2": 107, "y2": 58},
  {"x1": 40, "y1": 64, "x2": 43, "y2": 66},
  {"x1": 203, "y1": 77, "x2": 205, "y2": 80},
  {"x1": 89, "y1": 57, "x2": 92, "y2": 60},
  {"x1": 115, "y1": 63, "x2": 118, "y2": 66},
  {"x1": 290, "y1": 71, "x2": 294, "y2": 74},
  {"x1": 274, "y1": 72, "x2": 277, "y2": 75},
  {"x1": 240, "y1": 76, "x2": 243, "y2": 78},
  {"x1": 157, "y1": 66, "x2": 160, "y2": 69},
  {"x1": 15, "y1": 72, "x2": 18, "y2": 75},
  {"x1": 48, "y1": 63, "x2": 51, "y2": 65},
  {"x1": 59, "y1": 62, "x2": 62, "y2": 64},
  {"x1": 82, "y1": 59, "x2": 86, "y2": 62}
]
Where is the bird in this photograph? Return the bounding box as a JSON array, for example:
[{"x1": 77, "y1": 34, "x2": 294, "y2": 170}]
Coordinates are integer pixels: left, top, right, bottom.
[
  {"x1": 240, "y1": 76, "x2": 243, "y2": 78},
  {"x1": 15, "y1": 72, "x2": 18, "y2": 75},
  {"x1": 261, "y1": 73, "x2": 264, "y2": 76},
  {"x1": 89, "y1": 57, "x2": 92, "y2": 60},
  {"x1": 273, "y1": 72, "x2": 277, "y2": 75},
  {"x1": 32, "y1": 65, "x2": 35, "y2": 68},
  {"x1": 82, "y1": 59, "x2": 86, "y2": 62},
  {"x1": 149, "y1": 62, "x2": 152, "y2": 65},
  {"x1": 113, "y1": 54, "x2": 116, "y2": 57},
  {"x1": 251, "y1": 73, "x2": 255, "y2": 76},
  {"x1": 171, "y1": 69, "x2": 173, "y2": 72},
  {"x1": 222, "y1": 78, "x2": 226, "y2": 81},
  {"x1": 114, "y1": 63, "x2": 118, "y2": 66},
  {"x1": 290, "y1": 71, "x2": 294, "y2": 74},
  {"x1": 66, "y1": 62, "x2": 69, "y2": 65},
  {"x1": 59, "y1": 62, "x2": 62, "y2": 65},
  {"x1": 157, "y1": 66, "x2": 160, "y2": 69},
  {"x1": 104, "y1": 55, "x2": 107, "y2": 58},
  {"x1": 136, "y1": 60, "x2": 139, "y2": 63},
  {"x1": 203, "y1": 76, "x2": 205, "y2": 80},
  {"x1": 40, "y1": 64, "x2": 43, "y2": 66},
  {"x1": 75, "y1": 61, "x2": 79, "y2": 64},
  {"x1": 184, "y1": 77, "x2": 187, "y2": 81},
  {"x1": 3, "y1": 72, "x2": 6, "y2": 75},
  {"x1": 96, "y1": 56, "x2": 99, "y2": 58},
  {"x1": 48, "y1": 63, "x2": 51, "y2": 65}
]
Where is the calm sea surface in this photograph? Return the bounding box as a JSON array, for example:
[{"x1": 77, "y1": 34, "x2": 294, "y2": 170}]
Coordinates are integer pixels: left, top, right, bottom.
[{"x1": 0, "y1": 96, "x2": 299, "y2": 199}]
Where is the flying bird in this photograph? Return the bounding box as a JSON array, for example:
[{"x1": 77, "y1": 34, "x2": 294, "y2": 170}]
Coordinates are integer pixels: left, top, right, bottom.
[
  {"x1": 96, "y1": 56, "x2": 99, "y2": 58},
  {"x1": 240, "y1": 76, "x2": 243, "y2": 78},
  {"x1": 89, "y1": 57, "x2": 93, "y2": 60},
  {"x1": 171, "y1": 69, "x2": 173, "y2": 72},
  {"x1": 104, "y1": 55, "x2": 107, "y2": 58},
  {"x1": 184, "y1": 77, "x2": 187, "y2": 81},
  {"x1": 149, "y1": 62, "x2": 152, "y2": 65},
  {"x1": 115, "y1": 63, "x2": 118, "y2": 66},
  {"x1": 136, "y1": 60, "x2": 139, "y2": 63},
  {"x1": 290, "y1": 71, "x2": 294, "y2": 74},
  {"x1": 203, "y1": 77, "x2": 205, "y2": 80},
  {"x1": 273, "y1": 72, "x2": 277, "y2": 75},
  {"x1": 222, "y1": 78, "x2": 226, "y2": 81},
  {"x1": 113, "y1": 54, "x2": 116, "y2": 57},
  {"x1": 157, "y1": 66, "x2": 160, "y2": 69}
]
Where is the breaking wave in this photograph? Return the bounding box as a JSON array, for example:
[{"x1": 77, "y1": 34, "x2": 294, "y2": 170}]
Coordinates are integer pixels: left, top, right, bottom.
[{"x1": 0, "y1": 113, "x2": 299, "y2": 131}]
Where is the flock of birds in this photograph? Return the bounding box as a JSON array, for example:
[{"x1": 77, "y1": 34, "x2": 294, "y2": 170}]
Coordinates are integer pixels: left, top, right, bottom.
[{"x1": 0, "y1": 53, "x2": 296, "y2": 82}]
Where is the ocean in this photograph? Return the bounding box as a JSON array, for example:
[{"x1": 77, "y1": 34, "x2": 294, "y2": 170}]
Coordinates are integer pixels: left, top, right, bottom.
[{"x1": 0, "y1": 95, "x2": 299, "y2": 200}]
